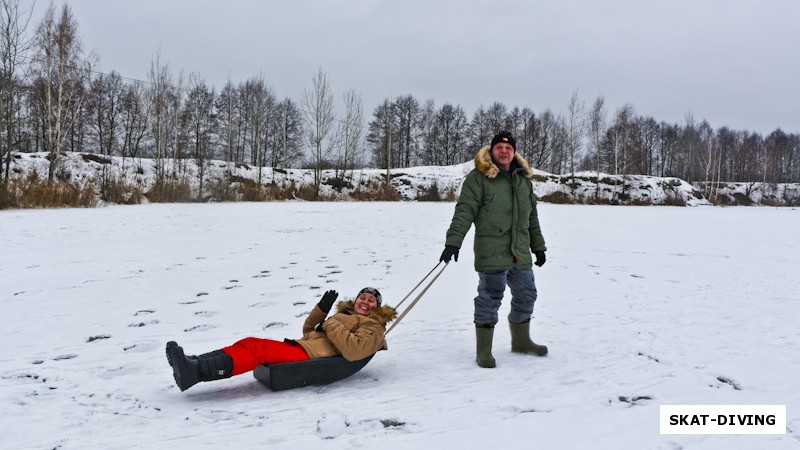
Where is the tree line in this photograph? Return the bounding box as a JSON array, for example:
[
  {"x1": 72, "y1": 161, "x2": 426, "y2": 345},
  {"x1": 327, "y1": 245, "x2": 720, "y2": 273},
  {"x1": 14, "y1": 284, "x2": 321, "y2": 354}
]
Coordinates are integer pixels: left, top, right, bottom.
[{"x1": 1, "y1": 1, "x2": 798, "y2": 198}]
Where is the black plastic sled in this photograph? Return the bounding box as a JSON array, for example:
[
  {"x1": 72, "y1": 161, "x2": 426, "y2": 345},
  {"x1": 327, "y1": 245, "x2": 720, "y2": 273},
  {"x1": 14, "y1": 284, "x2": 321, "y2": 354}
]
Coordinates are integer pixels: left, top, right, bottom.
[{"x1": 253, "y1": 354, "x2": 375, "y2": 391}]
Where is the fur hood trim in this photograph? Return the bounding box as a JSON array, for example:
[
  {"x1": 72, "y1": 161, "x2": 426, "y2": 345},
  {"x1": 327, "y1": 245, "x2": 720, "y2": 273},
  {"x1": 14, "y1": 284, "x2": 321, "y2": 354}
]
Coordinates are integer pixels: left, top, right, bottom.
[
  {"x1": 475, "y1": 145, "x2": 534, "y2": 179},
  {"x1": 335, "y1": 300, "x2": 398, "y2": 326}
]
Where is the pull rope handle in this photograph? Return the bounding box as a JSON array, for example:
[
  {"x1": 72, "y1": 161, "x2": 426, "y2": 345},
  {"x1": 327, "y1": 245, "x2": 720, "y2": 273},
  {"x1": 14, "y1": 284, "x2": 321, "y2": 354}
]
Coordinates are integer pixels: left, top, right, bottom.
[{"x1": 385, "y1": 261, "x2": 448, "y2": 336}]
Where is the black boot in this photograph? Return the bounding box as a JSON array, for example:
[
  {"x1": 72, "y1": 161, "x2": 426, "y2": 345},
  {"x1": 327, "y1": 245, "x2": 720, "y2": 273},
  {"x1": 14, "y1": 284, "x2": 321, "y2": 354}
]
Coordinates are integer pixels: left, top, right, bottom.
[{"x1": 166, "y1": 341, "x2": 234, "y2": 391}]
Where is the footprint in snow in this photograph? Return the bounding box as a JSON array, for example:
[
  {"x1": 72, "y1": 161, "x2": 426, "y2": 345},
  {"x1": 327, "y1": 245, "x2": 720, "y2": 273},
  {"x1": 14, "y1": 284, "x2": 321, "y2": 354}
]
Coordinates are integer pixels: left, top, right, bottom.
[
  {"x1": 134, "y1": 309, "x2": 155, "y2": 316},
  {"x1": 248, "y1": 301, "x2": 275, "y2": 307},
  {"x1": 378, "y1": 419, "x2": 406, "y2": 429},
  {"x1": 53, "y1": 354, "x2": 78, "y2": 361},
  {"x1": 715, "y1": 375, "x2": 742, "y2": 391},
  {"x1": 316, "y1": 413, "x2": 349, "y2": 439},
  {"x1": 637, "y1": 352, "x2": 660, "y2": 363},
  {"x1": 615, "y1": 395, "x2": 652, "y2": 406},
  {"x1": 194, "y1": 311, "x2": 217, "y2": 318},
  {"x1": 128, "y1": 320, "x2": 160, "y2": 327},
  {"x1": 86, "y1": 335, "x2": 111, "y2": 343},
  {"x1": 123, "y1": 340, "x2": 159, "y2": 353},
  {"x1": 184, "y1": 324, "x2": 217, "y2": 332}
]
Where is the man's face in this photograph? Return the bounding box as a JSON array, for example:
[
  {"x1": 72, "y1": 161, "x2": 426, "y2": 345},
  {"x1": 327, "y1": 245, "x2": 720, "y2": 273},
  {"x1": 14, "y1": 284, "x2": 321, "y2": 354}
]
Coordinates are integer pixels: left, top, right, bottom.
[{"x1": 491, "y1": 142, "x2": 514, "y2": 170}]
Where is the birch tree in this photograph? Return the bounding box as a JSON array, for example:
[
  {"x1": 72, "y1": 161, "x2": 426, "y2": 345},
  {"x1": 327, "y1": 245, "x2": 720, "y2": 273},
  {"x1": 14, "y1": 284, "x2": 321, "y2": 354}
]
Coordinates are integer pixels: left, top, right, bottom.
[
  {"x1": 301, "y1": 68, "x2": 334, "y2": 191},
  {"x1": 588, "y1": 96, "x2": 606, "y2": 198},
  {"x1": 32, "y1": 2, "x2": 89, "y2": 181},
  {"x1": 418, "y1": 99, "x2": 436, "y2": 165},
  {"x1": 0, "y1": 0, "x2": 33, "y2": 184},
  {"x1": 147, "y1": 52, "x2": 171, "y2": 181},
  {"x1": 564, "y1": 90, "x2": 585, "y2": 193}
]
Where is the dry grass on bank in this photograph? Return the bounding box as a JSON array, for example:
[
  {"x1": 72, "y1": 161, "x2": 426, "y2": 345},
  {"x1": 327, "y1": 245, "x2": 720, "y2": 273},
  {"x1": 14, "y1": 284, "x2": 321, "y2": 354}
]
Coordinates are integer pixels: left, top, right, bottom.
[{"x1": 0, "y1": 172, "x2": 416, "y2": 209}]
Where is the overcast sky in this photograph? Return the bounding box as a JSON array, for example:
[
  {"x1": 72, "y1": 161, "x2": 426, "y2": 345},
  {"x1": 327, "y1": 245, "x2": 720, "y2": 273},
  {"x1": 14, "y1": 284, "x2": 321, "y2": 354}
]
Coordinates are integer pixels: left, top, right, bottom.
[{"x1": 41, "y1": 0, "x2": 800, "y2": 134}]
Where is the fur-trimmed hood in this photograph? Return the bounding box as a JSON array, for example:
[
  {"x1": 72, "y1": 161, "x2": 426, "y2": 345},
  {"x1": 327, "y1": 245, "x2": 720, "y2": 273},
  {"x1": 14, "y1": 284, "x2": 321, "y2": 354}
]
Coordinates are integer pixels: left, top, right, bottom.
[
  {"x1": 474, "y1": 145, "x2": 534, "y2": 179},
  {"x1": 334, "y1": 300, "x2": 398, "y2": 327}
]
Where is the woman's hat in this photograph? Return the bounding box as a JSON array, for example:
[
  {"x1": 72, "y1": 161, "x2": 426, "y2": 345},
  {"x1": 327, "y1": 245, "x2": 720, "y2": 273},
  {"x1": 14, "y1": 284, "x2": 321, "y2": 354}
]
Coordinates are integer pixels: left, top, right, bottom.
[{"x1": 358, "y1": 287, "x2": 382, "y2": 305}]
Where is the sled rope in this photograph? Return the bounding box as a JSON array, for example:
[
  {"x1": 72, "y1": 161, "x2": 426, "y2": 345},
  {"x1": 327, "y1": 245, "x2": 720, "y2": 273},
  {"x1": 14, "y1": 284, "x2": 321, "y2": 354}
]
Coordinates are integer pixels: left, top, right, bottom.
[
  {"x1": 393, "y1": 262, "x2": 445, "y2": 309},
  {"x1": 385, "y1": 261, "x2": 448, "y2": 336}
]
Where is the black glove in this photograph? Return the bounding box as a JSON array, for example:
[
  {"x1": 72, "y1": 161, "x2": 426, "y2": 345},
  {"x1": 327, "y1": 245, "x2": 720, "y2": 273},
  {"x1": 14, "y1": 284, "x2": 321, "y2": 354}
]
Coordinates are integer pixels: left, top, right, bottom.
[
  {"x1": 534, "y1": 251, "x2": 546, "y2": 267},
  {"x1": 317, "y1": 290, "x2": 338, "y2": 313},
  {"x1": 440, "y1": 245, "x2": 459, "y2": 263}
]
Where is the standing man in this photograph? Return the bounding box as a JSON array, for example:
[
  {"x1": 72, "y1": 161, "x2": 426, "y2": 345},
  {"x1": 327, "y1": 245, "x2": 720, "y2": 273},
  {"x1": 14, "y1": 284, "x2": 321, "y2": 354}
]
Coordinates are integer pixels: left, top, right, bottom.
[{"x1": 440, "y1": 130, "x2": 548, "y2": 368}]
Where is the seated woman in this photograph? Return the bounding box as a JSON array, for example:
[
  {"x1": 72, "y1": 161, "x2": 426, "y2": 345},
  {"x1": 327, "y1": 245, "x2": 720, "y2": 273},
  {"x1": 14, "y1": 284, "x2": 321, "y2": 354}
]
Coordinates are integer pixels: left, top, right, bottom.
[{"x1": 166, "y1": 287, "x2": 396, "y2": 391}]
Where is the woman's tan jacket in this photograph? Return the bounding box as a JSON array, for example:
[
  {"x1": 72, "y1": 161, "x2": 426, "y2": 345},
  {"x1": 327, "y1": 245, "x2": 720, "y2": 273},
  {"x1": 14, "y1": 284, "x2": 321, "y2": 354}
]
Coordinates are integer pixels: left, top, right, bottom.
[{"x1": 291, "y1": 300, "x2": 397, "y2": 361}]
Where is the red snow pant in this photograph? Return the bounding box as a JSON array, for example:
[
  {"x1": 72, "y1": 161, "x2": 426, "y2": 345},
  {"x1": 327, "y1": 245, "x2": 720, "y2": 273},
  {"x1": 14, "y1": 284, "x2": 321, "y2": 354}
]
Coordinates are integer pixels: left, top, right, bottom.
[{"x1": 222, "y1": 337, "x2": 310, "y2": 376}]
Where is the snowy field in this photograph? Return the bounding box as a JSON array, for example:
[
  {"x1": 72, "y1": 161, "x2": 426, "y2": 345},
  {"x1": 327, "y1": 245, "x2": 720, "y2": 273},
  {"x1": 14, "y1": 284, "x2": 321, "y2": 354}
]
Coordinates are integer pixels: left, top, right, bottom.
[{"x1": 1, "y1": 202, "x2": 799, "y2": 449}]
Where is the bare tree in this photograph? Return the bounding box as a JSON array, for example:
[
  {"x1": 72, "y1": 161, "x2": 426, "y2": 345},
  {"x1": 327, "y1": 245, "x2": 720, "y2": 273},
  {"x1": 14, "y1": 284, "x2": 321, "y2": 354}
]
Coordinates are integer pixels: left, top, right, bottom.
[
  {"x1": 367, "y1": 99, "x2": 395, "y2": 185},
  {"x1": 272, "y1": 97, "x2": 304, "y2": 169},
  {"x1": 301, "y1": 67, "x2": 334, "y2": 192},
  {"x1": 418, "y1": 99, "x2": 436, "y2": 165},
  {"x1": 637, "y1": 116, "x2": 661, "y2": 176},
  {"x1": 0, "y1": 0, "x2": 33, "y2": 184},
  {"x1": 119, "y1": 80, "x2": 149, "y2": 168},
  {"x1": 85, "y1": 71, "x2": 123, "y2": 196},
  {"x1": 216, "y1": 79, "x2": 240, "y2": 163},
  {"x1": 86, "y1": 71, "x2": 123, "y2": 158},
  {"x1": 180, "y1": 74, "x2": 216, "y2": 198},
  {"x1": 32, "y1": 2, "x2": 90, "y2": 181},
  {"x1": 517, "y1": 107, "x2": 537, "y2": 164},
  {"x1": 468, "y1": 105, "x2": 492, "y2": 154},
  {"x1": 147, "y1": 51, "x2": 172, "y2": 181},
  {"x1": 240, "y1": 74, "x2": 275, "y2": 184},
  {"x1": 764, "y1": 129, "x2": 792, "y2": 183},
  {"x1": 168, "y1": 71, "x2": 186, "y2": 176},
  {"x1": 393, "y1": 94, "x2": 419, "y2": 168},
  {"x1": 698, "y1": 120, "x2": 718, "y2": 200},
  {"x1": 332, "y1": 88, "x2": 363, "y2": 180},
  {"x1": 588, "y1": 96, "x2": 606, "y2": 199},
  {"x1": 506, "y1": 106, "x2": 524, "y2": 147},
  {"x1": 564, "y1": 90, "x2": 585, "y2": 193},
  {"x1": 486, "y1": 101, "x2": 507, "y2": 133},
  {"x1": 432, "y1": 103, "x2": 468, "y2": 165}
]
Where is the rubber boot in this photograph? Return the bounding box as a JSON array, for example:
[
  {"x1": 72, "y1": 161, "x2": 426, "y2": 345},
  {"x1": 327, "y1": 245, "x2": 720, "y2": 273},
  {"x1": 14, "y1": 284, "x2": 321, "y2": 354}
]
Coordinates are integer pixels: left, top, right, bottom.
[
  {"x1": 509, "y1": 320, "x2": 548, "y2": 356},
  {"x1": 166, "y1": 341, "x2": 234, "y2": 391},
  {"x1": 475, "y1": 325, "x2": 496, "y2": 368}
]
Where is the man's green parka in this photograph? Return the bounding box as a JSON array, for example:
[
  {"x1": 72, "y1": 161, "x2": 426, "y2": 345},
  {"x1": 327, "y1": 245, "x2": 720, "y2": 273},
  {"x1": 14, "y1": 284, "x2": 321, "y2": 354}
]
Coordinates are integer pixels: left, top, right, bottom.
[{"x1": 445, "y1": 145, "x2": 546, "y2": 272}]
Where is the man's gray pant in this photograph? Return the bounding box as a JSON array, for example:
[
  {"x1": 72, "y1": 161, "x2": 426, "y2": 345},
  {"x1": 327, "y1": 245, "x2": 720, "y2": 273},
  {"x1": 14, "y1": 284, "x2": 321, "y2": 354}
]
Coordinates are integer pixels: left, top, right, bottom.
[{"x1": 474, "y1": 268, "x2": 537, "y2": 326}]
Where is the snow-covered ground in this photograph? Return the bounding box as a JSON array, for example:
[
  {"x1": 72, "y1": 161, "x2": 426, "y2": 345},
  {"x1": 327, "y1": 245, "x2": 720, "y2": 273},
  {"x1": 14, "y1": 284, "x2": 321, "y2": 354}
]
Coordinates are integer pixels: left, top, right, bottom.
[{"x1": 1, "y1": 202, "x2": 799, "y2": 449}]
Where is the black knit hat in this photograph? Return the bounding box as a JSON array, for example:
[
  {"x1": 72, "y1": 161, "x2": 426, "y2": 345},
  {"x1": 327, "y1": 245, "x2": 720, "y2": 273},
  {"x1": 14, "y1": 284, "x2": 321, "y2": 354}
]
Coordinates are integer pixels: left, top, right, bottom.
[
  {"x1": 358, "y1": 287, "x2": 382, "y2": 306},
  {"x1": 490, "y1": 130, "x2": 516, "y2": 152}
]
